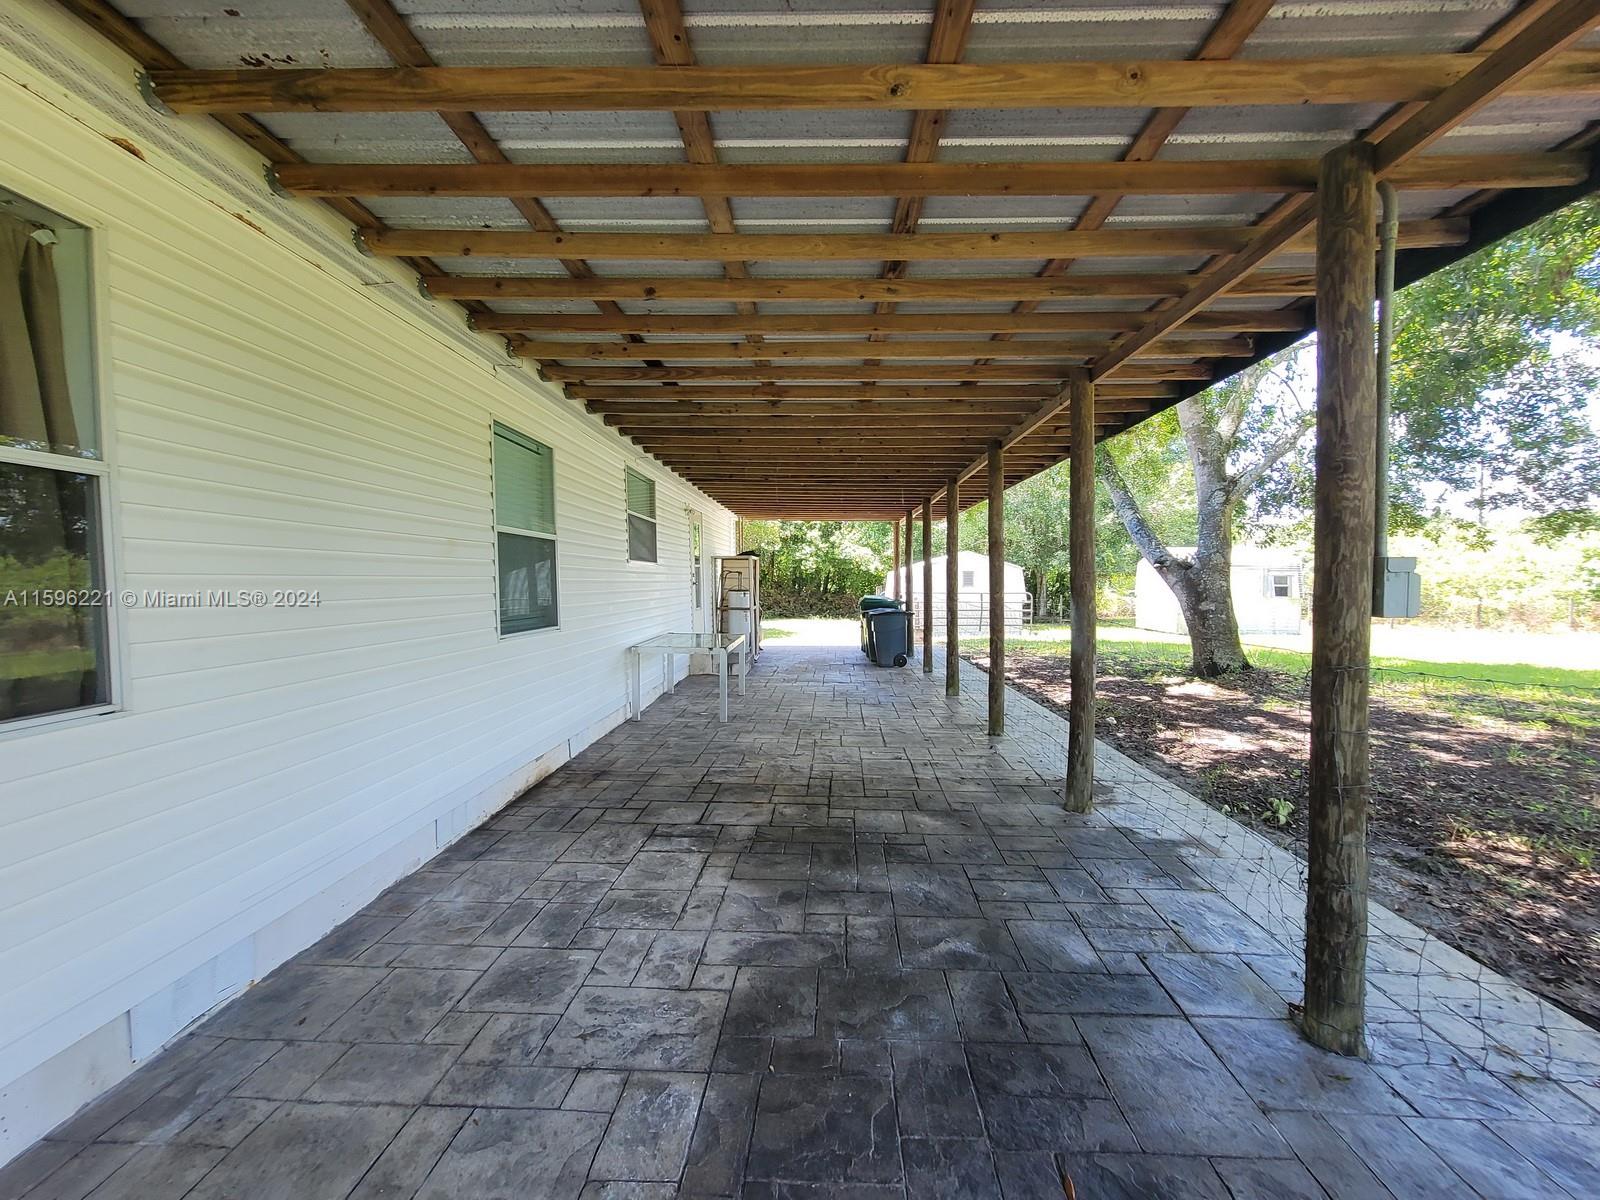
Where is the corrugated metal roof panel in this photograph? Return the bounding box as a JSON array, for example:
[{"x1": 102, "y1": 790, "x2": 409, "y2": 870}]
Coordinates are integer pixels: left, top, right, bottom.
[{"x1": 106, "y1": 0, "x2": 1600, "y2": 517}]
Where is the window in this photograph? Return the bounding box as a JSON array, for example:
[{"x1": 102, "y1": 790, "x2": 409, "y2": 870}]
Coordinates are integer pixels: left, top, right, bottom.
[
  {"x1": 492, "y1": 424, "x2": 558, "y2": 633},
  {"x1": 625, "y1": 467, "x2": 657, "y2": 563},
  {"x1": 961, "y1": 569, "x2": 975, "y2": 589},
  {"x1": 1, "y1": 191, "x2": 110, "y2": 724},
  {"x1": 1268, "y1": 572, "x2": 1295, "y2": 599}
]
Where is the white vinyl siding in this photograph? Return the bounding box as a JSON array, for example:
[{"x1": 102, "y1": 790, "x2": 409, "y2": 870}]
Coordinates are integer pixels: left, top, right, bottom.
[
  {"x1": 625, "y1": 467, "x2": 658, "y2": 563},
  {"x1": 0, "y1": 1, "x2": 738, "y2": 1155}
]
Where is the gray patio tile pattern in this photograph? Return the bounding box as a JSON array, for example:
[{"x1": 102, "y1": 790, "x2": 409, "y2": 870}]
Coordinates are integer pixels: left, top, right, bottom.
[{"x1": 8, "y1": 632, "x2": 1600, "y2": 1199}]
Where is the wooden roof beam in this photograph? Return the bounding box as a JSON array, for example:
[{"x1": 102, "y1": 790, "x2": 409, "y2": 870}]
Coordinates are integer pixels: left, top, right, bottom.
[
  {"x1": 569, "y1": 384, "x2": 1174, "y2": 402},
  {"x1": 425, "y1": 271, "x2": 1312, "y2": 303},
  {"x1": 471, "y1": 310, "x2": 1305, "y2": 336},
  {"x1": 336, "y1": 0, "x2": 627, "y2": 336},
  {"x1": 938, "y1": 0, "x2": 1600, "y2": 502},
  {"x1": 274, "y1": 153, "x2": 1586, "y2": 198},
  {"x1": 540, "y1": 363, "x2": 1211, "y2": 383},
  {"x1": 635, "y1": 0, "x2": 766, "y2": 354},
  {"x1": 363, "y1": 221, "x2": 1465, "y2": 263},
  {"x1": 147, "y1": 51, "x2": 1600, "y2": 113},
  {"x1": 513, "y1": 336, "x2": 1251, "y2": 361},
  {"x1": 586, "y1": 400, "x2": 1148, "y2": 417}
]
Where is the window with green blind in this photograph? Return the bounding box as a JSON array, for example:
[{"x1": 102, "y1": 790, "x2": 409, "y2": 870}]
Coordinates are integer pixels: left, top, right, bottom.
[
  {"x1": 624, "y1": 467, "x2": 657, "y2": 563},
  {"x1": 492, "y1": 423, "x2": 558, "y2": 633}
]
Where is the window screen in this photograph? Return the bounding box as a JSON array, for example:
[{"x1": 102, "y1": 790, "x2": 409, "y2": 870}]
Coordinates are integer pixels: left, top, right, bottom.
[
  {"x1": 625, "y1": 467, "x2": 657, "y2": 563},
  {"x1": 493, "y1": 424, "x2": 557, "y2": 633}
]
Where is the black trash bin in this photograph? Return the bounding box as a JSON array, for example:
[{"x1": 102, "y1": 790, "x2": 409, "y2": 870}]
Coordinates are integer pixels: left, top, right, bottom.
[{"x1": 863, "y1": 608, "x2": 911, "y2": 667}]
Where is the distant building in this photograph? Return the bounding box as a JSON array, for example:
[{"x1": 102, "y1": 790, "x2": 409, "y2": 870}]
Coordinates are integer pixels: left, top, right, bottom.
[
  {"x1": 887, "y1": 551, "x2": 1030, "y2": 634},
  {"x1": 1135, "y1": 547, "x2": 1304, "y2": 637}
]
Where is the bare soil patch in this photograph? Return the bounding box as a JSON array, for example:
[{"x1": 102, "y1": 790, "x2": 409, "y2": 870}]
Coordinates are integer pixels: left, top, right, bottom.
[{"x1": 967, "y1": 649, "x2": 1600, "y2": 1028}]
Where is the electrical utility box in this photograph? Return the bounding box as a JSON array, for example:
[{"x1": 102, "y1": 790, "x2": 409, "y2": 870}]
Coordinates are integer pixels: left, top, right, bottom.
[{"x1": 1373, "y1": 556, "x2": 1422, "y2": 618}]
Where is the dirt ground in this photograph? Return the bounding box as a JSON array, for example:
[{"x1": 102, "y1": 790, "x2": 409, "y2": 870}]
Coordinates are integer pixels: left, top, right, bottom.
[{"x1": 967, "y1": 649, "x2": 1600, "y2": 1029}]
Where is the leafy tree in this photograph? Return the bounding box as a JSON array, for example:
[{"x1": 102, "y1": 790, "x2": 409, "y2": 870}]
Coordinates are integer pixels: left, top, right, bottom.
[
  {"x1": 1100, "y1": 194, "x2": 1600, "y2": 675},
  {"x1": 740, "y1": 519, "x2": 890, "y2": 614},
  {"x1": 1099, "y1": 355, "x2": 1314, "y2": 675},
  {"x1": 1388, "y1": 196, "x2": 1600, "y2": 535}
]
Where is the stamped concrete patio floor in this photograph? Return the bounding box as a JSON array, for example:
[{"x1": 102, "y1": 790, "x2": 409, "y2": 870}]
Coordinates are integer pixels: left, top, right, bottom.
[{"x1": 8, "y1": 626, "x2": 1600, "y2": 1200}]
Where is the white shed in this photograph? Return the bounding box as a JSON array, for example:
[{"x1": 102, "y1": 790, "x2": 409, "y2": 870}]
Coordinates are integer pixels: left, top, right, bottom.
[
  {"x1": 887, "y1": 551, "x2": 1029, "y2": 634},
  {"x1": 1135, "y1": 547, "x2": 1305, "y2": 637}
]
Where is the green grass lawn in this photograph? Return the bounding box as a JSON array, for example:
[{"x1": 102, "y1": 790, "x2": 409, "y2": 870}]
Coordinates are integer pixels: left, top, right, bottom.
[{"x1": 964, "y1": 623, "x2": 1600, "y2": 693}]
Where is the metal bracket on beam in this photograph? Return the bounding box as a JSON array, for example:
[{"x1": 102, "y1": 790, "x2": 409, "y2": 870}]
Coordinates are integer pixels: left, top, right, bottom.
[{"x1": 135, "y1": 71, "x2": 174, "y2": 116}]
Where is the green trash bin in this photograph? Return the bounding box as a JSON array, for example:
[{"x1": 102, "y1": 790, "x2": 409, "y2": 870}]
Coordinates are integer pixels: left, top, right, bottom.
[{"x1": 859, "y1": 595, "x2": 902, "y2": 655}]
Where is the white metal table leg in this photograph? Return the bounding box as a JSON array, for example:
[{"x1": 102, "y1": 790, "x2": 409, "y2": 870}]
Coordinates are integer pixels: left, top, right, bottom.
[
  {"x1": 664, "y1": 651, "x2": 675, "y2": 695},
  {"x1": 717, "y1": 648, "x2": 729, "y2": 723},
  {"x1": 629, "y1": 649, "x2": 641, "y2": 720},
  {"x1": 738, "y1": 647, "x2": 747, "y2": 696}
]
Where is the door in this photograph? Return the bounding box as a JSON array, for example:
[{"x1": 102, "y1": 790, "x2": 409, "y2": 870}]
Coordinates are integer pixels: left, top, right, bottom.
[{"x1": 689, "y1": 513, "x2": 705, "y2": 631}]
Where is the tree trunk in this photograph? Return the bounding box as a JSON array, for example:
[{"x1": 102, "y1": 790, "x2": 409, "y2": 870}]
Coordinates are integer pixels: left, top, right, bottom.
[
  {"x1": 1098, "y1": 447, "x2": 1250, "y2": 677},
  {"x1": 1165, "y1": 553, "x2": 1250, "y2": 678}
]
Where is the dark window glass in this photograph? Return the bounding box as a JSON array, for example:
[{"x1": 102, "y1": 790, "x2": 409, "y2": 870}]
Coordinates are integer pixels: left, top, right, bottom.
[
  {"x1": 627, "y1": 513, "x2": 658, "y2": 564},
  {"x1": 497, "y1": 531, "x2": 557, "y2": 634},
  {"x1": 0, "y1": 460, "x2": 107, "y2": 720}
]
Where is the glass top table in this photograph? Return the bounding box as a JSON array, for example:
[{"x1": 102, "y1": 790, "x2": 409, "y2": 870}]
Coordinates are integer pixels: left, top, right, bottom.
[{"x1": 627, "y1": 632, "x2": 747, "y2": 723}]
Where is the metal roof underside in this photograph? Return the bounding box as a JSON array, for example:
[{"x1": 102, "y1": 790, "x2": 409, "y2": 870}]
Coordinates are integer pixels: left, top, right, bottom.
[{"x1": 92, "y1": 1, "x2": 1600, "y2": 518}]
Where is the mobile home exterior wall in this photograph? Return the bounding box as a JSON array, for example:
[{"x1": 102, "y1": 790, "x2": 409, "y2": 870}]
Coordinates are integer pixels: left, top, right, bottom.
[{"x1": 0, "y1": 0, "x2": 735, "y2": 1162}]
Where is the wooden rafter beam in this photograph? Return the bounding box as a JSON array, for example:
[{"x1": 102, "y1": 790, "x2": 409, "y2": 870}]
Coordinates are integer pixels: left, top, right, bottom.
[
  {"x1": 987, "y1": 0, "x2": 1327, "y2": 362},
  {"x1": 513, "y1": 336, "x2": 1251, "y2": 361},
  {"x1": 337, "y1": 0, "x2": 621, "y2": 334},
  {"x1": 425, "y1": 271, "x2": 1313, "y2": 303},
  {"x1": 370, "y1": 220, "x2": 1467, "y2": 269},
  {"x1": 868, "y1": 0, "x2": 977, "y2": 344},
  {"x1": 362, "y1": 226, "x2": 1260, "y2": 261},
  {"x1": 635, "y1": 0, "x2": 765, "y2": 351},
  {"x1": 540, "y1": 363, "x2": 1211, "y2": 383},
  {"x1": 471, "y1": 310, "x2": 1303, "y2": 336},
  {"x1": 273, "y1": 153, "x2": 1586, "y2": 198},
  {"x1": 584, "y1": 400, "x2": 1149, "y2": 417},
  {"x1": 569, "y1": 384, "x2": 1174, "y2": 402},
  {"x1": 942, "y1": 0, "x2": 1600, "y2": 500},
  {"x1": 607, "y1": 409, "x2": 1130, "y2": 426},
  {"x1": 146, "y1": 51, "x2": 1600, "y2": 113}
]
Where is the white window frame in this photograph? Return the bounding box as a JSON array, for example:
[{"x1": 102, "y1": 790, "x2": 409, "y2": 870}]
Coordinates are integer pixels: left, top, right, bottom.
[
  {"x1": 624, "y1": 466, "x2": 659, "y2": 565},
  {"x1": 1267, "y1": 571, "x2": 1296, "y2": 599},
  {"x1": 961, "y1": 569, "x2": 976, "y2": 589},
  {"x1": 490, "y1": 422, "x2": 560, "y2": 638},
  {"x1": 0, "y1": 181, "x2": 124, "y2": 736}
]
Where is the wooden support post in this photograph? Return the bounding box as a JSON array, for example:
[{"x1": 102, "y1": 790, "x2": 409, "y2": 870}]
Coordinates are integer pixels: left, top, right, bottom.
[
  {"x1": 891, "y1": 520, "x2": 901, "y2": 600},
  {"x1": 921, "y1": 498, "x2": 934, "y2": 673},
  {"x1": 905, "y1": 509, "x2": 916, "y2": 654},
  {"x1": 987, "y1": 446, "x2": 1005, "y2": 736},
  {"x1": 945, "y1": 480, "x2": 960, "y2": 696},
  {"x1": 1065, "y1": 369, "x2": 1097, "y2": 813},
  {"x1": 1304, "y1": 140, "x2": 1378, "y2": 1059}
]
